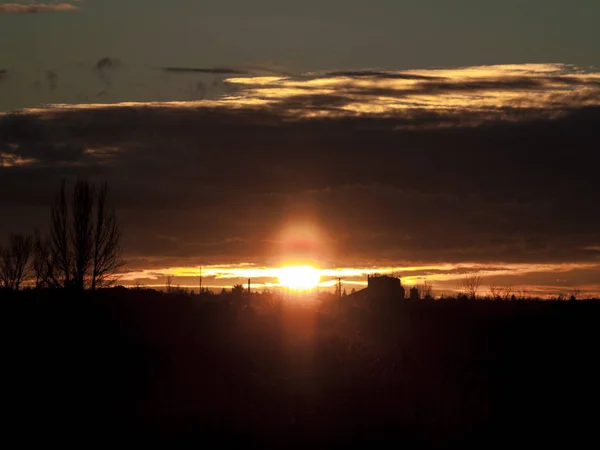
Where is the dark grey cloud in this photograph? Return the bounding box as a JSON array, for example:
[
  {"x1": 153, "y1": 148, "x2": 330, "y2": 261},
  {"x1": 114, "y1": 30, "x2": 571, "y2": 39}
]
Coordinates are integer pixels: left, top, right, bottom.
[
  {"x1": 160, "y1": 65, "x2": 296, "y2": 78},
  {"x1": 96, "y1": 58, "x2": 120, "y2": 71},
  {"x1": 1, "y1": 103, "x2": 599, "y2": 268},
  {"x1": 161, "y1": 67, "x2": 249, "y2": 75},
  {"x1": 94, "y1": 57, "x2": 122, "y2": 86},
  {"x1": 1, "y1": 64, "x2": 600, "y2": 275},
  {"x1": 409, "y1": 76, "x2": 600, "y2": 95},
  {"x1": 319, "y1": 70, "x2": 440, "y2": 81},
  {"x1": 241, "y1": 63, "x2": 296, "y2": 77},
  {"x1": 46, "y1": 70, "x2": 58, "y2": 90}
]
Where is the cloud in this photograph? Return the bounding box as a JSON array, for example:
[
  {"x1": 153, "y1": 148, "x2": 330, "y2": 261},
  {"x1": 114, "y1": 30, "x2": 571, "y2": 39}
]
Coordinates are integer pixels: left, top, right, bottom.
[
  {"x1": 46, "y1": 70, "x2": 58, "y2": 90},
  {"x1": 0, "y1": 2, "x2": 80, "y2": 14},
  {"x1": 96, "y1": 57, "x2": 121, "y2": 72},
  {"x1": 1, "y1": 63, "x2": 599, "y2": 293},
  {"x1": 161, "y1": 67, "x2": 249, "y2": 75},
  {"x1": 241, "y1": 63, "x2": 296, "y2": 77},
  {"x1": 218, "y1": 64, "x2": 600, "y2": 124},
  {"x1": 94, "y1": 57, "x2": 122, "y2": 86},
  {"x1": 0, "y1": 152, "x2": 38, "y2": 167},
  {"x1": 318, "y1": 69, "x2": 440, "y2": 81},
  {"x1": 160, "y1": 64, "x2": 297, "y2": 77}
]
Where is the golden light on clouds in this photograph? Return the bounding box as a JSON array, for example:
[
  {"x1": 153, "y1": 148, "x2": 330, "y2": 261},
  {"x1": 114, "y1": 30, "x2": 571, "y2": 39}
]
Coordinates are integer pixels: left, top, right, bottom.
[
  {"x1": 9, "y1": 63, "x2": 599, "y2": 124},
  {"x1": 0, "y1": 152, "x2": 38, "y2": 167},
  {"x1": 220, "y1": 63, "x2": 600, "y2": 118},
  {"x1": 120, "y1": 261, "x2": 600, "y2": 297}
]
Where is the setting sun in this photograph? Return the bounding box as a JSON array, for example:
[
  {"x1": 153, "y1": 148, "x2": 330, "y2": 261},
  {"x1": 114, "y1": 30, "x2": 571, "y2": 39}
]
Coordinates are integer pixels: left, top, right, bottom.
[{"x1": 277, "y1": 266, "x2": 321, "y2": 290}]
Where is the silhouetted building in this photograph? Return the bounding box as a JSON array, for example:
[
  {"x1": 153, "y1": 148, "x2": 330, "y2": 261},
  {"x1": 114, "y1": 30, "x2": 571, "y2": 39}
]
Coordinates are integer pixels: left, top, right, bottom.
[{"x1": 367, "y1": 274, "x2": 405, "y2": 299}]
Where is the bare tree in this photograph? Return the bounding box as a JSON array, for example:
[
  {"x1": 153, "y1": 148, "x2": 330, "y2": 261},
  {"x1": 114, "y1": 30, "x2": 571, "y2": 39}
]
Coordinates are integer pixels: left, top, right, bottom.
[
  {"x1": 32, "y1": 230, "x2": 58, "y2": 288},
  {"x1": 0, "y1": 243, "x2": 14, "y2": 289},
  {"x1": 11, "y1": 234, "x2": 32, "y2": 290},
  {"x1": 72, "y1": 180, "x2": 95, "y2": 291},
  {"x1": 461, "y1": 272, "x2": 483, "y2": 299},
  {"x1": 0, "y1": 234, "x2": 33, "y2": 290},
  {"x1": 50, "y1": 180, "x2": 71, "y2": 288},
  {"x1": 500, "y1": 285, "x2": 513, "y2": 301},
  {"x1": 91, "y1": 183, "x2": 122, "y2": 290},
  {"x1": 489, "y1": 285, "x2": 500, "y2": 300},
  {"x1": 418, "y1": 280, "x2": 434, "y2": 300},
  {"x1": 48, "y1": 179, "x2": 123, "y2": 290},
  {"x1": 165, "y1": 275, "x2": 173, "y2": 293}
]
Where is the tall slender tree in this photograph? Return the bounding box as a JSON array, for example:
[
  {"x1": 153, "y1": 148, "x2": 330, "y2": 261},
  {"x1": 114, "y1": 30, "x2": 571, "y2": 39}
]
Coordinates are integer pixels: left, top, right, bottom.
[
  {"x1": 47, "y1": 179, "x2": 123, "y2": 291},
  {"x1": 0, "y1": 234, "x2": 33, "y2": 290},
  {"x1": 32, "y1": 229, "x2": 57, "y2": 288},
  {"x1": 72, "y1": 180, "x2": 95, "y2": 290},
  {"x1": 10, "y1": 234, "x2": 32, "y2": 291},
  {"x1": 91, "y1": 182, "x2": 122, "y2": 290},
  {"x1": 460, "y1": 272, "x2": 483, "y2": 300},
  {"x1": 50, "y1": 180, "x2": 71, "y2": 287},
  {"x1": 0, "y1": 243, "x2": 14, "y2": 289}
]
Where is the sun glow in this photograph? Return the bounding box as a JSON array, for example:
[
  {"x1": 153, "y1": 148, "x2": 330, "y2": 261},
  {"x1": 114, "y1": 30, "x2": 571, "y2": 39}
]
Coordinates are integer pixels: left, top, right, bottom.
[{"x1": 277, "y1": 266, "x2": 321, "y2": 290}]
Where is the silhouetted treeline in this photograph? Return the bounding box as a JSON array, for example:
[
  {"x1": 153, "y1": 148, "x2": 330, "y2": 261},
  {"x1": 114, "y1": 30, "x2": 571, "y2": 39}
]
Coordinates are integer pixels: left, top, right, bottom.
[
  {"x1": 1, "y1": 287, "x2": 599, "y2": 447},
  {"x1": 0, "y1": 179, "x2": 122, "y2": 292}
]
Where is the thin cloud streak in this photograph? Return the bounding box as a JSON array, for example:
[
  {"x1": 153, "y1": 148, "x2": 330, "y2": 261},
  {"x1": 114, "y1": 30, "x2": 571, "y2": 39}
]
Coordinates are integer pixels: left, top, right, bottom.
[
  {"x1": 161, "y1": 67, "x2": 249, "y2": 75},
  {"x1": 0, "y1": 152, "x2": 38, "y2": 167},
  {"x1": 0, "y1": 2, "x2": 80, "y2": 14}
]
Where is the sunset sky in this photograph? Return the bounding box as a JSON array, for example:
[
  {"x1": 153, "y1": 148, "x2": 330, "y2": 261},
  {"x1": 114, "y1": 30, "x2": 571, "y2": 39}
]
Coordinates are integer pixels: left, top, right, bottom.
[{"x1": 1, "y1": 1, "x2": 600, "y2": 296}]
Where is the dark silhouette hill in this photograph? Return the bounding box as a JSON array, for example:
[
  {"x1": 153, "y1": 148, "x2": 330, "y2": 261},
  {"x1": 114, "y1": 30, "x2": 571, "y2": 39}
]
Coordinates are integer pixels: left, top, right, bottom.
[{"x1": 1, "y1": 288, "x2": 599, "y2": 447}]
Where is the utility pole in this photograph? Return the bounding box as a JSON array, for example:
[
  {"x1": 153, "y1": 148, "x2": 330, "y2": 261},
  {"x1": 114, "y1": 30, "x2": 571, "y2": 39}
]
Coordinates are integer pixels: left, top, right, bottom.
[
  {"x1": 199, "y1": 266, "x2": 202, "y2": 295},
  {"x1": 338, "y1": 277, "x2": 342, "y2": 300}
]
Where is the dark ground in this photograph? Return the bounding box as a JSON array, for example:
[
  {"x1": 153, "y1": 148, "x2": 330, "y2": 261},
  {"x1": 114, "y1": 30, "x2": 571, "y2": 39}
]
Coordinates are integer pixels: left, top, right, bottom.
[{"x1": 1, "y1": 288, "x2": 599, "y2": 447}]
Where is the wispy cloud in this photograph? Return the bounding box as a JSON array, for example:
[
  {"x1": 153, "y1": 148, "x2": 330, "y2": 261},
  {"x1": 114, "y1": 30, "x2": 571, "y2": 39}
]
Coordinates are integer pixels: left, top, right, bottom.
[
  {"x1": 46, "y1": 70, "x2": 58, "y2": 90},
  {"x1": 161, "y1": 67, "x2": 249, "y2": 75},
  {"x1": 0, "y1": 2, "x2": 80, "y2": 14},
  {"x1": 159, "y1": 64, "x2": 296, "y2": 77},
  {"x1": 94, "y1": 57, "x2": 122, "y2": 86},
  {"x1": 0, "y1": 152, "x2": 38, "y2": 167}
]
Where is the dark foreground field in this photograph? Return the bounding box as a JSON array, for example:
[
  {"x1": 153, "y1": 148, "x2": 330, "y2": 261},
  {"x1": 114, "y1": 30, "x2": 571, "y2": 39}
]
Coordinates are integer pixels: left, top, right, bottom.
[{"x1": 1, "y1": 289, "x2": 599, "y2": 447}]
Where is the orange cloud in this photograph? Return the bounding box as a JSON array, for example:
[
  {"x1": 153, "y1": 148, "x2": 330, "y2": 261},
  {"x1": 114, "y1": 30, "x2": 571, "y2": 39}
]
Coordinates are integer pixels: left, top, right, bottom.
[{"x1": 0, "y1": 152, "x2": 38, "y2": 167}]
